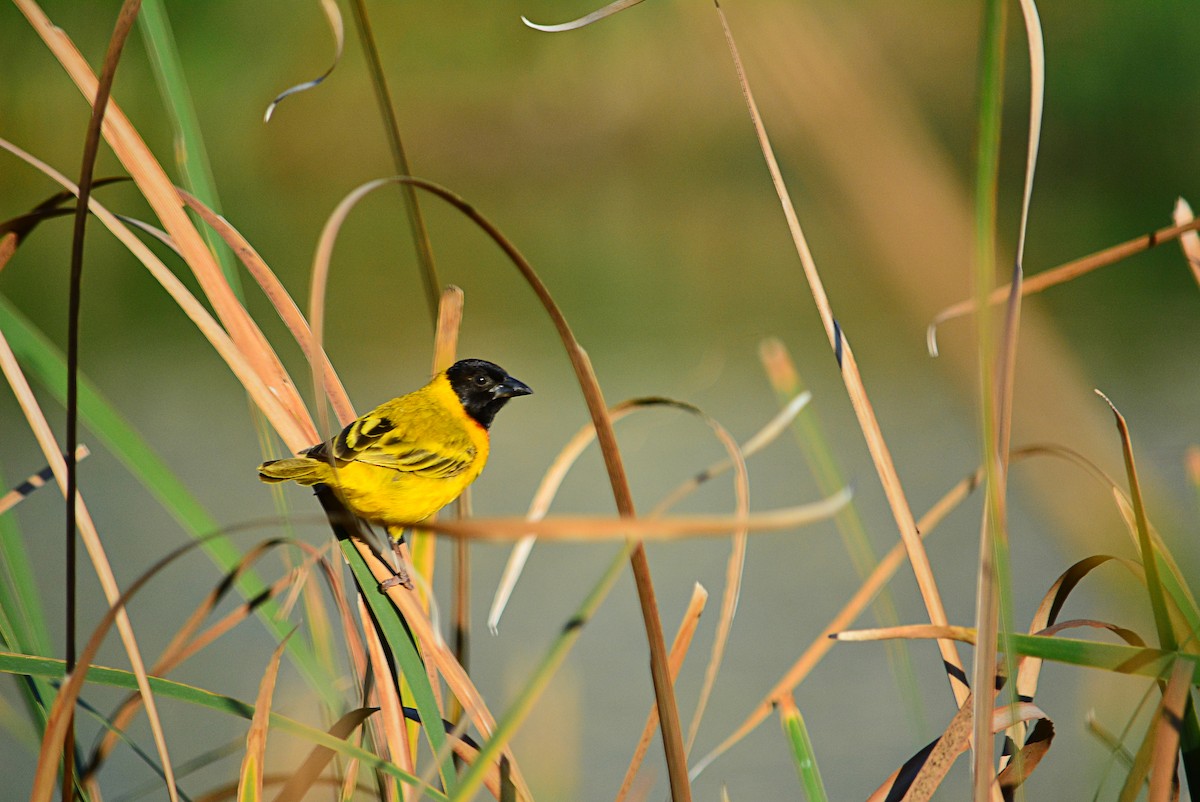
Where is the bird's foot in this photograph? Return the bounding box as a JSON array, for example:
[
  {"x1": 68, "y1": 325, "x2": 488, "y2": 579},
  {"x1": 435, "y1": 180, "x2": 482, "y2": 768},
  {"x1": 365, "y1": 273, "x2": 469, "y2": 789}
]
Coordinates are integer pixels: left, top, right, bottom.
[{"x1": 379, "y1": 568, "x2": 414, "y2": 591}]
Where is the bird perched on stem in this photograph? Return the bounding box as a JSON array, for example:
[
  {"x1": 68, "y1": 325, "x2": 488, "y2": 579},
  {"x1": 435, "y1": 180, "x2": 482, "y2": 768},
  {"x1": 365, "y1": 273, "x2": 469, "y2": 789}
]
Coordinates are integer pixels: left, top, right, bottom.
[{"x1": 259, "y1": 358, "x2": 532, "y2": 587}]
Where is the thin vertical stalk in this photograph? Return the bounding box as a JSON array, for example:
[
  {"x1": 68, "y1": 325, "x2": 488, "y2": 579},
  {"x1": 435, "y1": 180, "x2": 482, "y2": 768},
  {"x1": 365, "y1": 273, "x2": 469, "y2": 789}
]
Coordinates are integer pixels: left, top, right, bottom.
[
  {"x1": 346, "y1": 0, "x2": 441, "y2": 323},
  {"x1": 66, "y1": 2, "x2": 143, "y2": 797},
  {"x1": 969, "y1": 0, "x2": 1013, "y2": 798}
]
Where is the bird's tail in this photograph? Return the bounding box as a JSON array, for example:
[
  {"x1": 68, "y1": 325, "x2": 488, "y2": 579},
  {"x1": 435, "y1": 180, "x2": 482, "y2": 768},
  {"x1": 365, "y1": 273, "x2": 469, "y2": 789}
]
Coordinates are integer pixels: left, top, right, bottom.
[{"x1": 257, "y1": 457, "x2": 333, "y2": 486}]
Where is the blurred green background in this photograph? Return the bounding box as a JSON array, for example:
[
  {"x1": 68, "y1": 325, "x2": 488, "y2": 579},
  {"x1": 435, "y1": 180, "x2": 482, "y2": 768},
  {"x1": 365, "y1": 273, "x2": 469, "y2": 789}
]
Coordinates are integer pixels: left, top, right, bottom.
[{"x1": 2, "y1": 1, "x2": 1198, "y2": 798}]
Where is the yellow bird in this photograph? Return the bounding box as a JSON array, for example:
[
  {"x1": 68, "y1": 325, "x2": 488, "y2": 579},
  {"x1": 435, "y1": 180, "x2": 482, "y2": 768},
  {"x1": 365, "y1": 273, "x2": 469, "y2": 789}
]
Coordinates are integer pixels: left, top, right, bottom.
[{"x1": 259, "y1": 359, "x2": 531, "y2": 583}]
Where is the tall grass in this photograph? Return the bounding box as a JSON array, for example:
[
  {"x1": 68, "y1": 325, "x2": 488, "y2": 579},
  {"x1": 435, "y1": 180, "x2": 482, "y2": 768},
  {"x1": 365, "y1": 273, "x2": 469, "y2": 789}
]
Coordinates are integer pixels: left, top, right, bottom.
[{"x1": 1, "y1": 1, "x2": 1197, "y2": 800}]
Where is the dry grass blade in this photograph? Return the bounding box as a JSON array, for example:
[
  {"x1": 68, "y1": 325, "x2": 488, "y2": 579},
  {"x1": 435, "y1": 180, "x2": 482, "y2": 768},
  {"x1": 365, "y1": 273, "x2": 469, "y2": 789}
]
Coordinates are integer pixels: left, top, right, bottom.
[
  {"x1": 927, "y1": 215, "x2": 1200, "y2": 353},
  {"x1": 714, "y1": 0, "x2": 966, "y2": 706},
  {"x1": 270, "y1": 708, "x2": 378, "y2": 802},
  {"x1": 996, "y1": 718, "x2": 1055, "y2": 797},
  {"x1": 179, "y1": 189, "x2": 353, "y2": 424},
  {"x1": 835, "y1": 624, "x2": 979, "y2": 645},
  {"x1": 616, "y1": 583, "x2": 708, "y2": 802},
  {"x1": 87, "y1": 538, "x2": 350, "y2": 777},
  {"x1": 16, "y1": 0, "x2": 310, "y2": 443},
  {"x1": 431, "y1": 285, "x2": 465, "y2": 374},
  {"x1": 413, "y1": 285, "x2": 466, "y2": 599},
  {"x1": 1149, "y1": 659, "x2": 1194, "y2": 802},
  {"x1": 414, "y1": 494, "x2": 849, "y2": 541},
  {"x1": 896, "y1": 693, "x2": 975, "y2": 802},
  {"x1": 653, "y1": 392, "x2": 810, "y2": 515},
  {"x1": 1172, "y1": 197, "x2": 1200, "y2": 288},
  {"x1": 237, "y1": 631, "x2": 293, "y2": 802},
  {"x1": 691, "y1": 463, "x2": 984, "y2": 781},
  {"x1": 0, "y1": 136, "x2": 315, "y2": 448},
  {"x1": 489, "y1": 401, "x2": 645, "y2": 632},
  {"x1": 521, "y1": 0, "x2": 646, "y2": 32},
  {"x1": 0, "y1": 328, "x2": 178, "y2": 802},
  {"x1": 865, "y1": 699, "x2": 1046, "y2": 802},
  {"x1": 263, "y1": 0, "x2": 344, "y2": 122},
  {"x1": 1006, "y1": 554, "x2": 1121, "y2": 757},
  {"x1": 0, "y1": 444, "x2": 89, "y2": 515}
]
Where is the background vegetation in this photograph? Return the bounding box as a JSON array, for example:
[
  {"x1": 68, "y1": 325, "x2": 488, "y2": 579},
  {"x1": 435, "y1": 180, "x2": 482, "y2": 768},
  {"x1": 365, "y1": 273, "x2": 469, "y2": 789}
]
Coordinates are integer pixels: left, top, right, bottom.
[{"x1": 1, "y1": 1, "x2": 1198, "y2": 799}]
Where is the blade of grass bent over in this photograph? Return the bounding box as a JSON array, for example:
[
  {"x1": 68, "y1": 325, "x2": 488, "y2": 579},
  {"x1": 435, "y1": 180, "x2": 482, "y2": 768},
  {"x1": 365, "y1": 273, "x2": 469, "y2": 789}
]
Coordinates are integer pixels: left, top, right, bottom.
[
  {"x1": 317, "y1": 175, "x2": 692, "y2": 801},
  {"x1": 716, "y1": 1, "x2": 967, "y2": 707},
  {"x1": 263, "y1": 0, "x2": 344, "y2": 123},
  {"x1": 521, "y1": 0, "x2": 646, "y2": 32},
  {"x1": 1172, "y1": 198, "x2": 1200, "y2": 288},
  {"x1": 178, "y1": 190, "x2": 353, "y2": 424},
  {"x1": 0, "y1": 135, "x2": 313, "y2": 449}
]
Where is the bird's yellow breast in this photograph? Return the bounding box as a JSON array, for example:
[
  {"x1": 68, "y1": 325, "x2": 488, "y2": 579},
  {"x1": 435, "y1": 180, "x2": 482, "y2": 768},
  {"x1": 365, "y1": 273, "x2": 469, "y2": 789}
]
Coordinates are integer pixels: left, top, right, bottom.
[{"x1": 330, "y1": 374, "x2": 490, "y2": 527}]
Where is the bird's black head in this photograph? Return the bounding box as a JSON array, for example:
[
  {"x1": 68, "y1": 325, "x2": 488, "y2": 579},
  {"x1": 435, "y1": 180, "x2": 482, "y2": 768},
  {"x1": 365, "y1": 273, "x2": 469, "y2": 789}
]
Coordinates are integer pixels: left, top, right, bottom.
[{"x1": 445, "y1": 359, "x2": 532, "y2": 429}]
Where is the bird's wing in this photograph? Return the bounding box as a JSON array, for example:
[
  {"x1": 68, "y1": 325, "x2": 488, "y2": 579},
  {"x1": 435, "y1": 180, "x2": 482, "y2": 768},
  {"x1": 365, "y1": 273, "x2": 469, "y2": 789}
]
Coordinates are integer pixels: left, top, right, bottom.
[{"x1": 307, "y1": 410, "x2": 476, "y2": 479}]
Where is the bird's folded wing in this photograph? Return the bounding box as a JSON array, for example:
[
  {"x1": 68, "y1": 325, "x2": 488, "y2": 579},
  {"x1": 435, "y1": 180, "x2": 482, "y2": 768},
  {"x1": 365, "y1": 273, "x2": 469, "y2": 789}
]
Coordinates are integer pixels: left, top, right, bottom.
[{"x1": 311, "y1": 412, "x2": 475, "y2": 478}]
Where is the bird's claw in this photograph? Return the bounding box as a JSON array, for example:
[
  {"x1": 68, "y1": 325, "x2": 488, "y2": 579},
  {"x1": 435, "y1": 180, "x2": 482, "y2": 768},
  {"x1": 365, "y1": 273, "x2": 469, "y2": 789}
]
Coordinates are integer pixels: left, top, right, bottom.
[{"x1": 379, "y1": 570, "x2": 414, "y2": 591}]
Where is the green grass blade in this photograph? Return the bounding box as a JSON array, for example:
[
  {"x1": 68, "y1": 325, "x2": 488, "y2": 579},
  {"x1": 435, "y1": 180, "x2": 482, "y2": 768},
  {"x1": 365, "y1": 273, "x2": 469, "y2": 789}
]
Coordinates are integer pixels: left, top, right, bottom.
[
  {"x1": 137, "y1": 0, "x2": 242, "y2": 297},
  {"x1": 779, "y1": 698, "x2": 828, "y2": 802},
  {"x1": 0, "y1": 295, "x2": 337, "y2": 708},
  {"x1": 339, "y1": 538, "x2": 457, "y2": 796},
  {"x1": 0, "y1": 472, "x2": 55, "y2": 737},
  {"x1": 761, "y1": 339, "x2": 925, "y2": 736},
  {"x1": 455, "y1": 542, "x2": 635, "y2": 801},
  {"x1": 1001, "y1": 632, "x2": 1196, "y2": 680},
  {"x1": 0, "y1": 466, "x2": 51, "y2": 657},
  {"x1": 0, "y1": 651, "x2": 443, "y2": 801}
]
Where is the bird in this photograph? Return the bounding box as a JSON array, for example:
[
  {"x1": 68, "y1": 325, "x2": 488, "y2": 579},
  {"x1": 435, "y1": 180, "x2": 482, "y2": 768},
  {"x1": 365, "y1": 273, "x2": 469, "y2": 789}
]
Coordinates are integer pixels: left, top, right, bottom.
[{"x1": 259, "y1": 358, "x2": 532, "y2": 587}]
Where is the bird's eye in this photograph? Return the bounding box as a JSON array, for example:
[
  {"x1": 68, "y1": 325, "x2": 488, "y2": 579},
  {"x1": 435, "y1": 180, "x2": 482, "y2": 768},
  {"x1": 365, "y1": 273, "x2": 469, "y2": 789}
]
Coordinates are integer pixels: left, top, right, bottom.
[{"x1": 474, "y1": 375, "x2": 490, "y2": 386}]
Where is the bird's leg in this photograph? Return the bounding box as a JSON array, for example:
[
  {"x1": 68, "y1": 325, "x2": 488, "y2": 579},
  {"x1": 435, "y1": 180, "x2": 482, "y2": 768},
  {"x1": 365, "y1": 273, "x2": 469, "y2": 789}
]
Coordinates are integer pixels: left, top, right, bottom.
[{"x1": 379, "y1": 527, "x2": 415, "y2": 590}]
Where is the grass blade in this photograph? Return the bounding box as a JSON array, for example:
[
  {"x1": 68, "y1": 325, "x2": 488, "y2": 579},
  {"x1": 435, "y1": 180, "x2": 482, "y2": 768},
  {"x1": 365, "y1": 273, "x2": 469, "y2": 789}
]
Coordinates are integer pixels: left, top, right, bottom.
[
  {"x1": 346, "y1": 0, "x2": 441, "y2": 322},
  {"x1": 616, "y1": 583, "x2": 707, "y2": 802},
  {"x1": 137, "y1": 0, "x2": 242, "y2": 295},
  {"x1": 714, "y1": 0, "x2": 967, "y2": 708},
  {"x1": 237, "y1": 632, "x2": 292, "y2": 802},
  {"x1": 778, "y1": 696, "x2": 827, "y2": 802}
]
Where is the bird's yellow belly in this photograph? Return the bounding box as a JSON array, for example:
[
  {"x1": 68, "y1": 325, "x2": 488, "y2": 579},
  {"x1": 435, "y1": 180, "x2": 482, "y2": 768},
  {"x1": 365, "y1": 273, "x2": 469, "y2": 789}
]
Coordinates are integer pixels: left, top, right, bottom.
[{"x1": 332, "y1": 460, "x2": 480, "y2": 527}]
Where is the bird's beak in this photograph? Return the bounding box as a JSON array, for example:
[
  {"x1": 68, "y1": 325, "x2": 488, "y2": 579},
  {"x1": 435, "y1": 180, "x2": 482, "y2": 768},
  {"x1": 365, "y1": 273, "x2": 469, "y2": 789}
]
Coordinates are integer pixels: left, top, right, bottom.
[{"x1": 493, "y1": 376, "x2": 533, "y2": 399}]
